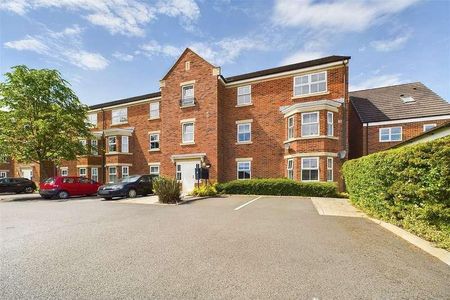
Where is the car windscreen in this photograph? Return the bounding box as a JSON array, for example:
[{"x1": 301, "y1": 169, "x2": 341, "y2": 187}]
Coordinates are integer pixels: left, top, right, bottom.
[
  {"x1": 118, "y1": 175, "x2": 140, "y2": 183},
  {"x1": 43, "y1": 178, "x2": 55, "y2": 184}
]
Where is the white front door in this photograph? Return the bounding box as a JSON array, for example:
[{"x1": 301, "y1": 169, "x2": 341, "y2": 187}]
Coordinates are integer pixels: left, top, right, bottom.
[
  {"x1": 22, "y1": 169, "x2": 33, "y2": 180},
  {"x1": 177, "y1": 161, "x2": 199, "y2": 194}
]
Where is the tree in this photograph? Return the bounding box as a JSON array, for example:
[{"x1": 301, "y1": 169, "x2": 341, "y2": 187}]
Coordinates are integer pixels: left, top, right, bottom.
[{"x1": 0, "y1": 65, "x2": 92, "y2": 181}]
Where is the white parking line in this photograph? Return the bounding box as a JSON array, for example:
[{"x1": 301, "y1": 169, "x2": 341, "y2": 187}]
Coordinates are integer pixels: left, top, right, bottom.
[{"x1": 234, "y1": 196, "x2": 263, "y2": 211}]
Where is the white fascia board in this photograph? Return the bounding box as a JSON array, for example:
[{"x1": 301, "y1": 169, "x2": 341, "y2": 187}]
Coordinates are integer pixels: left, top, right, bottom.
[{"x1": 364, "y1": 115, "x2": 450, "y2": 127}]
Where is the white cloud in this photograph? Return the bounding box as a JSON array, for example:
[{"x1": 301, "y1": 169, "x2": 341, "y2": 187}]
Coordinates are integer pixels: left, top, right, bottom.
[
  {"x1": 140, "y1": 40, "x2": 183, "y2": 58},
  {"x1": 65, "y1": 51, "x2": 109, "y2": 70},
  {"x1": 112, "y1": 52, "x2": 134, "y2": 62},
  {"x1": 4, "y1": 37, "x2": 49, "y2": 54},
  {"x1": 272, "y1": 0, "x2": 420, "y2": 32},
  {"x1": 350, "y1": 74, "x2": 405, "y2": 91},
  {"x1": 370, "y1": 32, "x2": 412, "y2": 52},
  {"x1": 282, "y1": 50, "x2": 325, "y2": 65},
  {"x1": 0, "y1": 0, "x2": 200, "y2": 36}
]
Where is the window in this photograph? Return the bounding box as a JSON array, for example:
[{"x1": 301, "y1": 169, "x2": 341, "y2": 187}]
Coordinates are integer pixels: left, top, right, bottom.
[
  {"x1": 0, "y1": 155, "x2": 8, "y2": 163},
  {"x1": 401, "y1": 96, "x2": 415, "y2": 104},
  {"x1": 294, "y1": 72, "x2": 327, "y2": 96},
  {"x1": 0, "y1": 171, "x2": 8, "y2": 178},
  {"x1": 287, "y1": 116, "x2": 294, "y2": 139},
  {"x1": 185, "y1": 61, "x2": 190, "y2": 71},
  {"x1": 379, "y1": 127, "x2": 402, "y2": 142},
  {"x1": 327, "y1": 112, "x2": 334, "y2": 136},
  {"x1": 327, "y1": 157, "x2": 333, "y2": 182},
  {"x1": 122, "y1": 166, "x2": 129, "y2": 178},
  {"x1": 91, "y1": 168, "x2": 98, "y2": 182},
  {"x1": 87, "y1": 113, "x2": 97, "y2": 127},
  {"x1": 237, "y1": 161, "x2": 251, "y2": 180},
  {"x1": 60, "y1": 168, "x2": 68, "y2": 176},
  {"x1": 108, "y1": 137, "x2": 117, "y2": 152},
  {"x1": 149, "y1": 102, "x2": 160, "y2": 119},
  {"x1": 91, "y1": 139, "x2": 98, "y2": 155},
  {"x1": 301, "y1": 112, "x2": 319, "y2": 137},
  {"x1": 80, "y1": 139, "x2": 87, "y2": 149},
  {"x1": 112, "y1": 108, "x2": 127, "y2": 124},
  {"x1": 301, "y1": 157, "x2": 319, "y2": 182},
  {"x1": 108, "y1": 167, "x2": 117, "y2": 183},
  {"x1": 181, "y1": 84, "x2": 194, "y2": 106},
  {"x1": 237, "y1": 85, "x2": 251, "y2": 106},
  {"x1": 176, "y1": 164, "x2": 182, "y2": 181},
  {"x1": 287, "y1": 159, "x2": 294, "y2": 180},
  {"x1": 149, "y1": 133, "x2": 160, "y2": 150},
  {"x1": 149, "y1": 164, "x2": 160, "y2": 176},
  {"x1": 237, "y1": 123, "x2": 251, "y2": 143},
  {"x1": 423, "y1": 124, "x2": 436, "y2": 132},
  {"x1": 121, "y1": 136, "x2": 129, "y2": 153},
  {"x1": 79, "y1": 168, "x2": 87, "y2": 177},
  {"x1": 182, "y1": 122, "x2": 195, "y2": 143}
]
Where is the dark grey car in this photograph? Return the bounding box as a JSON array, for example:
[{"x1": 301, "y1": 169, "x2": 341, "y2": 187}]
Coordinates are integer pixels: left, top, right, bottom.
[{"x1": 97, "y1": 175, "x2": 156, "y2": 200}]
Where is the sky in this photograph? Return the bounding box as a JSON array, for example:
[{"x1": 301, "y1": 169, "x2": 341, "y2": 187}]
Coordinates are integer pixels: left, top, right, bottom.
[{"x1": 1, "y1": 0, "x2": 449, "y2": 106}]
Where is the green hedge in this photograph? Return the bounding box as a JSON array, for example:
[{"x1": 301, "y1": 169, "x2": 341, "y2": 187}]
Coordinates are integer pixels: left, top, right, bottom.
[
  {"x1": 216, "y1": 178, "x2": 338, "y2": 197},
  {"x1": 343, "y1": 136, "x2": 450, "y2": 250}
]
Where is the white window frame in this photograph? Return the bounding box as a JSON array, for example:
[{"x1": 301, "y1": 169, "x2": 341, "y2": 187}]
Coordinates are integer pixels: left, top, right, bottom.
[
  {"x1": 379, "y1": 127, "x2": 402, "y2": 142},
  {"x1": 287, "y1": 116, "x2": 295, "y2": 139},
  {"x1": 237, "y1": 85, "x2": 252, "y2": 106},
  {"x1": 149, "y1": 102, "x2": 160, "y2": 119},
  {"x1": 301, "y1": 157, "x2": 319, "y2": 182},
  {"x1": 182, "y1": 122, "x2": 195, "y2": 144},
  {"x1": 423, "y1": 123, "x2": 436, "y2": 132},
  {"x1": 112, "y1": 108, "x2": 128, "y2": 124},
  {"x1": 237, "y1": 123, "x2": 252, "y2": 143},
  {"x1": 149, "y1": 164, "x2": 160, "y2": 176},
  {"x1": 293, "y1": 71, "x2": 327, "y2": 97},
  {"x1": 79, "y1": 167, "x2": 87, "y2": 177},
  {"x1": 301, "y1": 112, "x2": 320, "y2": 137},
  {"x1": 0, "y1": 171, "x2": 7, "y2": 178},
  {"x1": 122, "y1": 166, "x2": 129, "y2": 179},
  {"x1": 80, "y1": 139, "x2": 87, "y2": 149},
  {"x1": 108, "y1": 167, "x2": 117, "y2": 183},
  {"x1": 91, "y1": 167, "x2": 98, "y2": 182},
  {"x1": 176, "y1": 164, "x2": 182, "y2": 181},
  {"x1": 91, "y1": 139, "x2": 98, "y2": 155},
  {"x1": 287, "y1": 159, "x2": 294, "y2": 180},
  {"x1": 327, "y1": 157, "x2": 333, "y2": 182},
  {"x1": 327, "y1": 112, "x2": 334, "y2": 136},
  {"x1": 121, "y1": 136, "x2": 129, "y2": 153},
  {"x1": 87, "y1": 113, "x2": 97, "y2": 127},
  {"x1": 237, "y1": 161, "x2": 251, "y2": 180},
  {"x1": 181, "y1": 84, "x2": 195, "y2": 106},
  {"x1": 108, "y1": 136, "x2": 117, "y2": 152},
  {"x1": 149, "y1": 133, "x2": 160, "y2": 150},
  {"x1": 60, "y1": 167, "x2": 68, "y2": 176}
]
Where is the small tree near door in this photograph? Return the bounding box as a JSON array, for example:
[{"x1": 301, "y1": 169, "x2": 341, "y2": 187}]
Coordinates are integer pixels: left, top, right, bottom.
[{"x1": 0, "y1": 66, "x2": 92, "y2": 181}]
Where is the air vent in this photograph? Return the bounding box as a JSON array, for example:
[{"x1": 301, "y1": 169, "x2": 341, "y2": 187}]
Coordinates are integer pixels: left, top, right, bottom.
[{"x1": 400, "y1": 95, "x2": 415, "y2": 104}]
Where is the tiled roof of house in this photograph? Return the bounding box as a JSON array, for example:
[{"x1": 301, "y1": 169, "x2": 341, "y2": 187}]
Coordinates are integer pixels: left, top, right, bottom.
[
  {"x1": 89, "y1": 92, "x2": 161, "y2": 110},
  {"x1": 350, "y1": 82, "x2": 450, "y2": 123}
]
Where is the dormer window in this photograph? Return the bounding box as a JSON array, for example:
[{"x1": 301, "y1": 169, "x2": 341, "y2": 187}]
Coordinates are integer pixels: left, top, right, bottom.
[
  {"x1": 181, "y1": 84, "x2": 195, "y2": 107},
  {"x1": 400, "y1": 95, "x2": 415, "y2": 104}
]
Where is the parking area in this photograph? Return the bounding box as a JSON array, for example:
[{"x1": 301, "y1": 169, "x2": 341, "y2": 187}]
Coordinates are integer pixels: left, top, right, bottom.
[{"x1": 1, "y1": 195, "x2": 449, "y2": 299}]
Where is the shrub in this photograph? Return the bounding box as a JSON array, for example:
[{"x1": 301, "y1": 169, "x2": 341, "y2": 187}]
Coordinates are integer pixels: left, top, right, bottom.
[
  {"x1": 153, "y1": 177, "x2": 181, "y2": 204},
  {"x1": 342, "y1": 136, "x2": 450, "y2": 250},
  {"x1": 216, "y1": 178, "x2": 338, "y2": 197},
  {"x1": 191, "y1": 183, "x2": 218, "y2": 197}
]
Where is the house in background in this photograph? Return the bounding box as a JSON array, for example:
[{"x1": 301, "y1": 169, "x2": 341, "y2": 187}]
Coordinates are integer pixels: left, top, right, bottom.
[
  {"x1": 348, "y1": 82, "x2": 450, "y2": 159},
  {"x1": 390, "y1": 121, "x2": 450, "y2": 148}
]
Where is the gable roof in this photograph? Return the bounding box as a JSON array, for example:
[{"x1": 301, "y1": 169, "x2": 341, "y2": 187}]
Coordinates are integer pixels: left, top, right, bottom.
[
  {"x1": 161, "y1": 48, "x2": 216, "y2": 80},
  {"x1": 89, "y1": 91, "x2": 161, "y2": 110},
  {"x1": 350, "y1": 82, "x2": 450, "y2": 123},
  {"x1": 223, "y1": 55, "x2": 350, "y2": 83}
]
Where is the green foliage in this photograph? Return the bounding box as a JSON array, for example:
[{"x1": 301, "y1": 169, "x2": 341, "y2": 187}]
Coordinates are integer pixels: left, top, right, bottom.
[
  {"x1": 153, "y1": 177, "x2": 181, "y2": 204},
  {"x1": 0, "y1": 65, "x2": 92, "y2": 179},
  {"x1": 191, "y1": 183, "x2": 218, "y2": 197},
  {"x1": 216, "y1": 178, "x2": 338, "y2": 197},
  {"x1": 343, "y1": 136, "x2": 450, "y2": 250}
]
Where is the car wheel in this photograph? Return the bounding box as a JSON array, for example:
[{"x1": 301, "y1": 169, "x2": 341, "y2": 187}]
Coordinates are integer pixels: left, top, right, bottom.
[
  {"x1": 58, "y1": 190, "x2": 69, "y2": 199},
  {"x1": 24, "y1": 186, "x2": 34, "y2": 193},
  {"x1": 127, "y1": 189, "x2": 137, "y2": 198},
  {"x1": 41, "y1": 196, "x2": 51, "y2": 200}
]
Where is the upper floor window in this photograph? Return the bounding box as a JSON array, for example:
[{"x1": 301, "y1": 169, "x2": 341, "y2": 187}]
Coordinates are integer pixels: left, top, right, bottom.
[
  {"x1": 149, "y1": 102, "x2": 160, "y2": 119},
  {"x1": 237, "y1": 85, "x2": 252, "y2": 106},
  {"x1": 327, "y1": 112, "x2": 334, "y2": 136},
  {"x1": 121, "y1": 136, "x2": 129, "y2": 153},
  {"x1": 287, "y1": 116, "x2": 294, "y2": 139},
  {"x1": 112, "y1": 108, "x2": 127, "y2": 124},
  {"x1": 91, "y1": 139, "x2": 98, "y2": 155},
  {"x1": 237, "y1": 122, "x2": 251, "y2": 143},
  {"x1": 294, "y1": 72, "x2": 327, "y2": 96},
  {"x1": 301, "y1": 157, "x2": 319, "y2": 182},
  {"x1": 301, "y1": 112, "x2": 319, "y2": 137},
  {"x1": 287, "y1": 159, "x2": 294, "y2": 180},
  {"x1": 87, "y1": 113, "x2": 97, "y2": 127},
  {"x1": 379, "y1": 127, "x2": 402, "y2": 142},
  {"x1": 182, "y1": 122, "x2": 195, "y2": 144},
  {"x1": 181, "y1": 84, "x2": 194, "y2": 106},
  {"x1": 108, "y1": 136, "x2": 117, "y2": 152},
  {"x1": 149, "y1": 133, "x2": 160, "y2": 150},
  {"x1": 423, "y1": 124, "x2": 436, "y2": 132},
  {"x1": 0, "y1": 154, "x2": 8, "y2": 163},
  {"x1": 237, "y1": 161, "x2": 251, "y2": 180},
  {"x1": 80, "y1": 139, "x2": 87, "y2": 151}
]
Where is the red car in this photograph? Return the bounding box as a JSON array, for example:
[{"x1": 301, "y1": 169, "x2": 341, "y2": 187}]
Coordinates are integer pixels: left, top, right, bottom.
[{"x1": 39, "y1": 176, "x2": 101, "y2": 199}]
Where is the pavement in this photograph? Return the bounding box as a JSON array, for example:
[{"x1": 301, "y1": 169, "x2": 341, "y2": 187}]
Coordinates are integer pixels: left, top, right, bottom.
[{"x1": 1, "y1": 195, "x2": 449, "y2": 299}]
